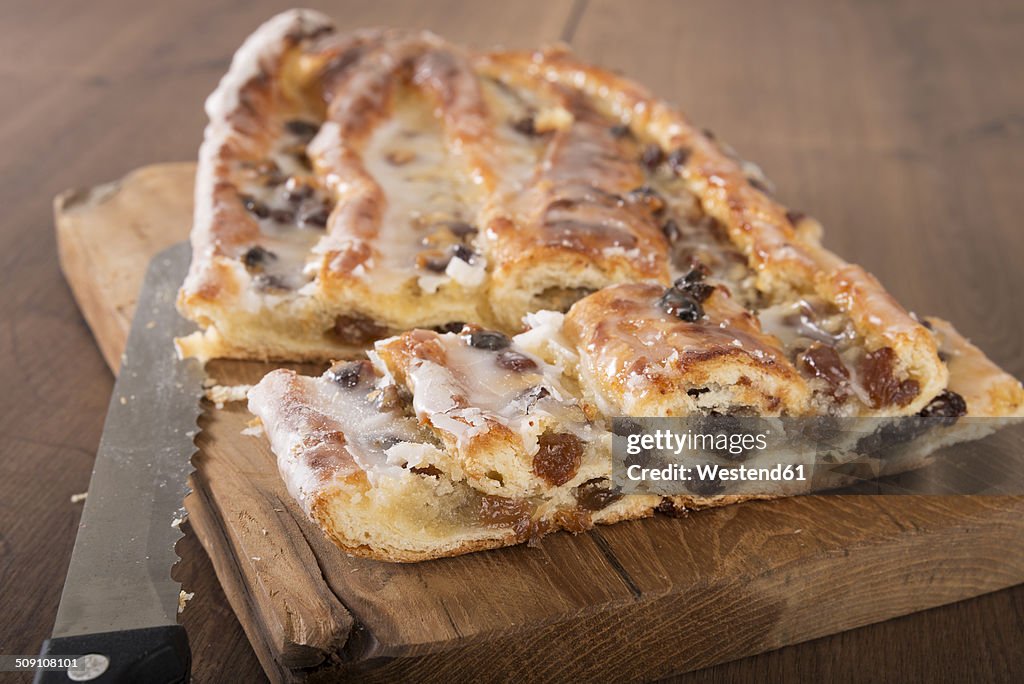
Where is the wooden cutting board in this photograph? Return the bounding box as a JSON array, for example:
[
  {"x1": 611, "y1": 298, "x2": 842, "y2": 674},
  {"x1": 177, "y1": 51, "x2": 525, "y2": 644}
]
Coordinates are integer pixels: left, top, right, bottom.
[{"x1": 55, "y1": 164, "x2": 1024, "y2": 683}]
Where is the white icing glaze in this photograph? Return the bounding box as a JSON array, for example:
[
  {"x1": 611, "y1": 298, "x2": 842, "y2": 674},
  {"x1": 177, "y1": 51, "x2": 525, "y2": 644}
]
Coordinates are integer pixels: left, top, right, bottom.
[
  {"x1": 183, "y1": 9, "x2": 334, "y2": 304},
  {"x1": 514, "y1": 310, "x2": 579, "y2": 373},
  {"x1": 393, "y1": 332, "x2": 583, "y2": 454},
  {"x1": 359, "y1": 88, "x2": 480, "y2": 291},
  {"x1": 249, "y1": 368, "x2": 445, "y2": 508}
]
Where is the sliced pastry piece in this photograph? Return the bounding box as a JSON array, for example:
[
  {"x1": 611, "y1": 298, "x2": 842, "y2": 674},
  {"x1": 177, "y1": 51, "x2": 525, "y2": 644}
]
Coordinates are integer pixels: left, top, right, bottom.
[
  {"x1": 562, "y1": 276, "x2": 809, "y2": 417},
  {"x1": 247, "y1": 359, "x2": 658, "y2": 561},
  {"x1": 372, "y1": 326, "x2": 605, "y2": 497}
]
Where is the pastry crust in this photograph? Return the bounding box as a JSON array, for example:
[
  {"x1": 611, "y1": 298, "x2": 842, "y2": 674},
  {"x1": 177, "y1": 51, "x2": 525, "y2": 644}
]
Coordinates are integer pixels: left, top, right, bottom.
[
  {"x1": 195, "y1": 11, "x2": 1023, "y2": 562},
  {"x1": 247, "y1": 313, "x2": 1023, "y2": 561},
  {"x1": 564, "y1": 282, "x2": 810, "y2": 417},
  {"x1": 247, "y1": 365, "x2": 661, "y2": 562},
  {"x1": 179, "y1": 10, "x2": 943, "y2": 417}
]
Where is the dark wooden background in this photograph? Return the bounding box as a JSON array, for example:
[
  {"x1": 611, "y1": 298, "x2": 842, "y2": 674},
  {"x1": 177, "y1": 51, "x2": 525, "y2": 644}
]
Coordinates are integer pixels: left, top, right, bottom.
[{"x1": 1, "y1": 0, "x2": 1021, "y2": 681}]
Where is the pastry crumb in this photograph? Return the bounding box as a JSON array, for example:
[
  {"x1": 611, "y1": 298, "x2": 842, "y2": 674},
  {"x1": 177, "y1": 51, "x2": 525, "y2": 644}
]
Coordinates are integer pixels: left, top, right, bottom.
[
  {"x1": 70, "y1": 492, "x2": 88, "y2": 504},
  {"x1": 204, "y1": 384, "x2": 252, "y2": 409},
  {"x1": 178, "y1": 590, "x2": 195, "y2": 613},
  {"x1": 241, "y1": 419, "x2": 264, "y2": 438}
]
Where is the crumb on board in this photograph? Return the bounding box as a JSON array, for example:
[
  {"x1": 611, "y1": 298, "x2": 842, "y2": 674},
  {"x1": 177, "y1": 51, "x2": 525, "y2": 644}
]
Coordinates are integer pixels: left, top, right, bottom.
[
  {"x1": 178, "y1": 590, "x2": 195, "y2": 613},
  {"x1": 70, "y1": 492, "x2": 88, "y2": 504},
  {"x1": 241, "y1": 418, "x2": 264, "y2": 438},
  {"x1": 204, "y1": 384, "x2": 252, "y2": 409}
]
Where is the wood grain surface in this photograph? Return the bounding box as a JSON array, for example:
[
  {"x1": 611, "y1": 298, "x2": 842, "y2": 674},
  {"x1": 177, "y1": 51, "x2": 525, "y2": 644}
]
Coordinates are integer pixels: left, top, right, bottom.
[
  {"x1": 56, "y1": 164, "x2": 1024, "y2": 681},
  {"x1": 2, "y1": 0, "x2": 1023, "y2": 682}
]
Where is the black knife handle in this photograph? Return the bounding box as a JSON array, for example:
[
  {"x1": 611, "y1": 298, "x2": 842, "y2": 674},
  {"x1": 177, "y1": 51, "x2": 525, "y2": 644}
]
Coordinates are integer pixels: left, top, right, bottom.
[{"x1": 33, "y1": 625, "x2": 190, "y2": 683}]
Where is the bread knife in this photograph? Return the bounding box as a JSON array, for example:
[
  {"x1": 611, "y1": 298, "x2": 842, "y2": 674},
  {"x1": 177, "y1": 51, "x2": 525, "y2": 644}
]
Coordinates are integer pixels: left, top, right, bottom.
[{"x1": 35, "y1": 243, "x2": 200, "y2": 683}]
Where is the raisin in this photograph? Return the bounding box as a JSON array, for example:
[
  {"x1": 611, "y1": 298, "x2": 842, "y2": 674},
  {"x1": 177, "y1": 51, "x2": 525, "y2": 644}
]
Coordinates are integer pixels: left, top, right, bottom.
[
  {"x1": 512, "y1": 116, "x2": 536, "y2": 136},
  {"x1": 246, "y1": 160, "x2": 285, "y2": 186},
  {"x1": 859, "y1": 347, "x2": 920, "y2": 408},
  {"x1": 748, "y1": 177, "x2": 772, "y2": 194},
  {"x1": 576, "y1": 478, "x2": 623, "y2": 511},
  {"x1": 418, "y1": 249, "x2": 451, "y2": 272},
  {"x1": 284, "y1": 119, "x2": 320, "y2": 139},
  {"x1": 656, "y1": 498, "x2": 687, "y2": 517},
  {"x1": 468, "y1": 330, "x2": 511, "y2": 351},
  {"x1": 327, "y1": 360, "x2": 368, "y2": 388},
  {"x1": 451, "y1": 243, "x2": 474, "y2": 263},
  {"x1": 410, "y1": 465, "x2": 443, "y2": 477},
  {"x1": 242, "y1": 246, "x2": 276, "y2": 270},
  {"x1": 446, "y1": 221, "x2": 478, "y2": 239},
  {"x1": 283, "y1": 179, "x2": 314, "y2": 203},
  {"x1": 293, "y1": 149, "x2": 313, "y2": 172},
  {"x1": 496, "y1": 350, "x2": 538, "y2": 372},
  {"x1": 672, "y1": 267, "x2": 714, "y2": 303},
  {"x1": 640, "y1": 143, "x2": 665, "y2": 170},
  {"x1": 332, "y1": 315, "x2": 389, "y2": 344},
  {"x1": 517, "y1": 385, "x2": 550, "y2": 409},
  {"x1": 299, "y1": 206, "x2": 330, "y2": 229},
  {"x1": 252, "y1": 273, "x2": 289, "y2": 291},
  {"x1": 658, "y1": 287, "x2": 704, "y2": 322},
  {"x1": 689, "y1": 282, "x2": 715, "y2": 302},
  {"x1": 239, "y1": 194, "x2": 269, "y2": 218},
  {"x1": 799, "y1": 343, "x2": 850, "y2": 399},
  {"x1": 268, "y1": 208, "x2": 295, "y2": 224},
  {"x1": 917, "y1": 390, "x2": 967, "y2": 422},
  {"x1": 375, "y1": 384, "x2": 411, "y2": 413},
  {"x1": 662, "y1": 218, "x2": 681, "y2": 243},
  {"x1": 434, "y1": 321, "x2": 466, "y2": 334},
  {"x1": 478, "y1": 495, "x2": 532, "y2": 528},
  {"x1": 855, "y1": 417, "x2": 930, "y2": 456},
  {"x1": 609, "y1": 124, "x2": 632, "y2": 139},
  {"x1": 625, "y1": 185, "x2": 666, "y2": 216},
  {"x1": 785, "y1": 210, "x2": 806, "y2": 226},
  {"x1": 675, "y1": 264, "x2": 710, "y2": 286},
  {"x1": 667, "y1": 147, "x2": 692, "y2": 171},
  {"x1": 533, "y1": 432, "x2": 584, "y2": 486}
]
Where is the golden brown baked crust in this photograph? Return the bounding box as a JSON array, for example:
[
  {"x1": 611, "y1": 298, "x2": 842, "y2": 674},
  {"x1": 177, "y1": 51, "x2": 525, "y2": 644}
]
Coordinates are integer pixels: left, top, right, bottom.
[
  {"x1": 564, "y1": 282, "x2": 810, "y2": 417},
  {"x1": 198, "y1": 11, "x2": 1023, "y2": 562},
  {"x1": 180, "y1": 10, "x2": 942, "y2": 404},
  {"x1": 247, "y1": 312, "x2": 1022, "y2": 561}
]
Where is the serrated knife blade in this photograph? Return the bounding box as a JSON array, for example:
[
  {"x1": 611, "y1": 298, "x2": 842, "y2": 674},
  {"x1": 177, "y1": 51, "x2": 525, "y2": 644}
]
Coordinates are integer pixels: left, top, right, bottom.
[{"x1": 36, "y1": 243, "x2": 200, "y2": 683}]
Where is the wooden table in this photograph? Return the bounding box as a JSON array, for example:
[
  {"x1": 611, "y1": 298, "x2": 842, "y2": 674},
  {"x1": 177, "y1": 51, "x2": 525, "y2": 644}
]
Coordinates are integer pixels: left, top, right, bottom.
[{"x1": 1, "y1": 0, "x2": 1021, "y2": 681}]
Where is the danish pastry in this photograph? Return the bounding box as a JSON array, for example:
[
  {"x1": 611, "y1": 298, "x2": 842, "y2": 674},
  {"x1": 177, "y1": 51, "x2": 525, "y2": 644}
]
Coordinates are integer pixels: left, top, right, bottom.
[{"x1": 184, "y1": 11, "x2": 1023, "y2": 561}]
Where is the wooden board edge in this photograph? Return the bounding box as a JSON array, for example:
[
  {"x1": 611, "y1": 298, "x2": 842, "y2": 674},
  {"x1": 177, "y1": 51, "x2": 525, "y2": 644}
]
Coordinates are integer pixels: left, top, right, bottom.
[
  {"x1": 191, "y1": 493, "x2": 1024, "y2": 681},
  {"x1": 185, "y1": 481, "x2": 295, "y2": 684},
  {"x1": 185, "y1": 459, "x2": 357, "y2": 675},
  {"x1": 55, "y1": 184, "x2": 129, "y2": 373},
  {"x1": 54, "y1": 161, "x2": 197, "y2": 374},
  {"x1": 314, "y1": 504, "x2": 1024, "y2": 681}
]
